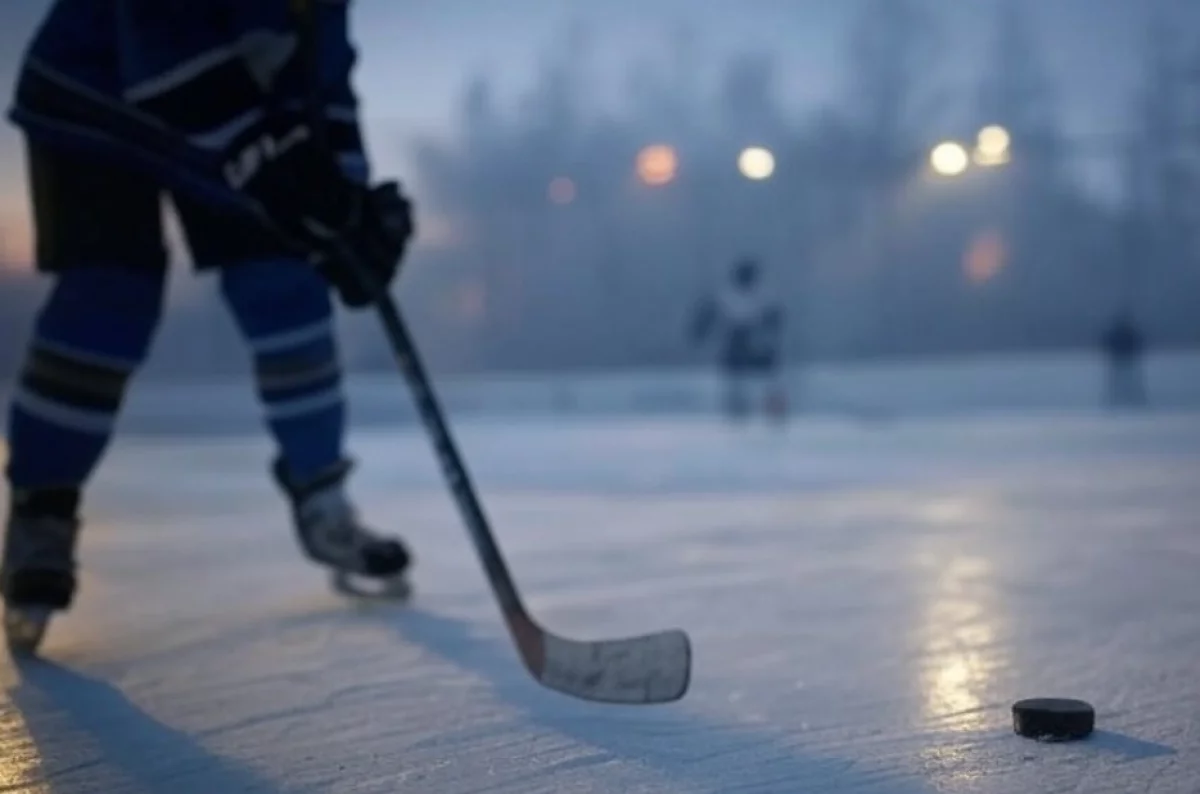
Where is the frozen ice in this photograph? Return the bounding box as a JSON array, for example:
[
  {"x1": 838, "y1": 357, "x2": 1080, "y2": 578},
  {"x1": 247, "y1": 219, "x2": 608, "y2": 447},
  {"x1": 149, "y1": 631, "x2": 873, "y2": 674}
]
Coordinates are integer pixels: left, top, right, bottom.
[{"x1": 1, "y1": 358, "x2": 1199, "y2": 792}]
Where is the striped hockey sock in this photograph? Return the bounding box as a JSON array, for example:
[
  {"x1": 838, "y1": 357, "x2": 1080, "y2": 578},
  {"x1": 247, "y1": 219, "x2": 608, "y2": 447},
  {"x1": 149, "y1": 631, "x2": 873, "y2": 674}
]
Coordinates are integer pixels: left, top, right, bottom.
[
  {"x1": 5, "y1": 266, "x2": 163, "y2": 497},
  {"x1": 220, "y1": 258, "x2": 346, "y2": 483}
]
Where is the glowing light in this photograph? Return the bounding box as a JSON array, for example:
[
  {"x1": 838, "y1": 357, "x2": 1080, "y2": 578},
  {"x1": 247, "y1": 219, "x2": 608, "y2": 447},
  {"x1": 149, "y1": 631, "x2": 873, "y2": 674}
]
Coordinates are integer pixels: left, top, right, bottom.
[
  {"x1": 930, "y1": 142, "x2": 969, "y2": 177},
  {"x1": 410, "y1": 210, "x2": 464, "y2": 251},
  {"x1": 974, "y1": 125, "x2": 1011, "y2": 167},
  {"x1": 964, "y1": 229, "x2": 1006, "y2": 284},
  {"x1": 737, "y1": 146, "x2": 775, "y2": 180},
  {"x1": 635, "y1": 144, "x2": 678, "y2": 186},
  {"x1": 547, "y1": 176, "x2": 576, "y2": 205}
]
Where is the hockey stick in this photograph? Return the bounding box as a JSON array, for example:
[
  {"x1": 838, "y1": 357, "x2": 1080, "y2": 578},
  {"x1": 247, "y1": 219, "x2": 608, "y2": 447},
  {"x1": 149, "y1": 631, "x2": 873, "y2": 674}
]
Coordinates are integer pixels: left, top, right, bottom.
[
  {"x1": 288, "y1": 0, "x2": 690, "y2": 705},
  {"x1": 367, "y1": 292, "x2": 691, "y2": 704}
]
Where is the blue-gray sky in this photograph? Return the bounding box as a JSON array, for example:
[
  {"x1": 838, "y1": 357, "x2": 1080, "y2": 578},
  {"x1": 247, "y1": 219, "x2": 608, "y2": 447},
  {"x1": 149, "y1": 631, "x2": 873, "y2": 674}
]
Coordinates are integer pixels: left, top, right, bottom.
[{"x1": 0, "y1": 0, "x2": 1146, "y2": 264}]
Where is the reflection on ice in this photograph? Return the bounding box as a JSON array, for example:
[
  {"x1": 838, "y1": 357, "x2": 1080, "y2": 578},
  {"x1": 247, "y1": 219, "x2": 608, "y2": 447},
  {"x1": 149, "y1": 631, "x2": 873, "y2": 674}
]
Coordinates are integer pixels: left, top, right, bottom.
[
  {"x1": 915, "y1": 543, "x2": 1007, "y2": 734},
  {"x1": 0, "y1": 701, "x2": 47, "y2": 793},
  {"x1": 916, "y1": 497, "x2": 997, "y2": 527}
]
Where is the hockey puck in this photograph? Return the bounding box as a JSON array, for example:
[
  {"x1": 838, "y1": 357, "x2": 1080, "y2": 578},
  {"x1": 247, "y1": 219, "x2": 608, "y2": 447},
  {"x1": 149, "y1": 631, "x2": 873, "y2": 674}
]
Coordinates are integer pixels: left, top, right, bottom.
[{"x1": 1012, "y1": 698, "x2": 1095, "y2": 741}]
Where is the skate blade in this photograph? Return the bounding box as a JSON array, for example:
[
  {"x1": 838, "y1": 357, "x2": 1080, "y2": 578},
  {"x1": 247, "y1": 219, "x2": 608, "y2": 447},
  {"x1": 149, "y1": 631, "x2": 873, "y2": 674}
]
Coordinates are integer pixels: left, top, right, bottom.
[
  {"x1": 332, "y1": 571, "x2": 412, "y2": 601},
  {"x1": 4, "y1": 606, "x2": 53, "y2": 655}
]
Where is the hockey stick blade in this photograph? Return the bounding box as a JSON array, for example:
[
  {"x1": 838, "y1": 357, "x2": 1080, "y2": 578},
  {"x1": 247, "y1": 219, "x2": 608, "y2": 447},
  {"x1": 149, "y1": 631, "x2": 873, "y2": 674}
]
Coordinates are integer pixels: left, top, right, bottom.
[
  {"x1": 537, "y1": 628, "x2": 692, "y2": 705},
  {"x1": 508, "y1": 609, "x2": 690, "y2": 703}
]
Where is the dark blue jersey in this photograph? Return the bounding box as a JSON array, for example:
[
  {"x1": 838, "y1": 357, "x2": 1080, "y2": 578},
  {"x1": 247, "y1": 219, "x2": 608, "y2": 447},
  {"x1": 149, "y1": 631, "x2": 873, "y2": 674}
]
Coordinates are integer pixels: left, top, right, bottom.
[{"x1": 8, "y1": 0, "x2": 369, "y2": 209}]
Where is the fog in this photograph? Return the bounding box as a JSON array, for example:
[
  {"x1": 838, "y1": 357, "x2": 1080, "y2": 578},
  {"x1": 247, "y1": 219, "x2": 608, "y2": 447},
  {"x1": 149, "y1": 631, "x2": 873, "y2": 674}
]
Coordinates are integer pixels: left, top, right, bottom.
[{"x1": 1, "y1": 0, "x2": 1197, "y2": 379}]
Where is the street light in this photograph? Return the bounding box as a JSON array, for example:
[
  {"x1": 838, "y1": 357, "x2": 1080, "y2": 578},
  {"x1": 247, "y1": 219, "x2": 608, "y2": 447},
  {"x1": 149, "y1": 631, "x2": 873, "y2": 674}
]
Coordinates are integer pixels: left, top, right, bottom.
[
  {"x1": 636, "y1": 144, "x2": 678, "y2": 186},
  {"x1": 930, "y1": 141, "x2": 969, "y2": 177},
  {"x1": 737, "y1": 146, "x2": 775, "y2": 180},
  {"x1": 974, "y1": 125, "x2": 1011, "y2": 166}
]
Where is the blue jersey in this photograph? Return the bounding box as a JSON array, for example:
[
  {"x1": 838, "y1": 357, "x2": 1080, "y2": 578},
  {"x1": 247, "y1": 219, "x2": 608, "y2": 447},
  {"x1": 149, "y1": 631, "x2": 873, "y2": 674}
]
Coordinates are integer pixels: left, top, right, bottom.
[{"x1": 8, "y1": 0, "x2": 370, "y2": 208}]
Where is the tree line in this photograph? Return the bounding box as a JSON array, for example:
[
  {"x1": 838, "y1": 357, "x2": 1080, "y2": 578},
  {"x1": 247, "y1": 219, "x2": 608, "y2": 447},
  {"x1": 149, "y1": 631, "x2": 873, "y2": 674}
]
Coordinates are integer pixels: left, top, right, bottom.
[{"x1": 381, "y1": 0, "x2": 1200, "y2": 371}]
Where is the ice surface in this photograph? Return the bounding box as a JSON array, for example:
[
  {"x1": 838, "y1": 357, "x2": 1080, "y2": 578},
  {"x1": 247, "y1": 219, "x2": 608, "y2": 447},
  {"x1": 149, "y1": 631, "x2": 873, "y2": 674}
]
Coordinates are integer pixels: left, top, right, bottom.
[{"x1": 2, "y1": 376, "x2": 1200, "y2": 792}]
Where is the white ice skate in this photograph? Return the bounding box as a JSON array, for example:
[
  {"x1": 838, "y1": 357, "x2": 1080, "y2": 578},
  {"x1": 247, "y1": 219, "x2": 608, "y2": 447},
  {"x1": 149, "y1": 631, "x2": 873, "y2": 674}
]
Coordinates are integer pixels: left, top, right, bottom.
[{"x1": 273, "y1": 458, "x2": 412, "y2": 600}]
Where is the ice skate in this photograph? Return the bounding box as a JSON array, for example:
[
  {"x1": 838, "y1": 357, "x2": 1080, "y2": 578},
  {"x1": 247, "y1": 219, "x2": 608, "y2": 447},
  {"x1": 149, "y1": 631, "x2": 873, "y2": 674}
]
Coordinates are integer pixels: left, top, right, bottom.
[
  {"x1": 1, "y1": 498, "x2": 80, "y2": 655},
  {"x1": 272, "y1": 458, "x2": 412, "y2": 600}
]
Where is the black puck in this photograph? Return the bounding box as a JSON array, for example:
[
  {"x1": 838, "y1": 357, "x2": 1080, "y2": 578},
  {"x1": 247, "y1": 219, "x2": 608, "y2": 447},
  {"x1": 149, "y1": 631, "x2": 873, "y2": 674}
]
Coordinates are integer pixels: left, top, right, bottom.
[{"x1": 1012, "y1": 698, "x2": 1095, "y2": 741}]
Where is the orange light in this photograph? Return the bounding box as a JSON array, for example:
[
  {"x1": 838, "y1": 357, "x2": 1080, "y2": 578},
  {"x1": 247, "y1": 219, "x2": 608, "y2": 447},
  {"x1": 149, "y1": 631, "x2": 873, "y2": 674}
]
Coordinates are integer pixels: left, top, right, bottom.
[
  {"x1": 547, "y1": 176, "x2": 576, "y2": 205},
  {"x1": 964, "y1": 229, "x2": 1005, "y2": 284},
  {"x1": 635, "y1": 144, "x2": 678, "y2": 186}
]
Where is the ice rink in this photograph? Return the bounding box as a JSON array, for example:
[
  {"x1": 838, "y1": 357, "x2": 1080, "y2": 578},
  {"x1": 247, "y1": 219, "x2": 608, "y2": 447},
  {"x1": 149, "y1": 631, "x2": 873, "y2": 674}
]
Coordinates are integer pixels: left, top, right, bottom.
[{"x1": 2, "y1": 360, "x2": 1200, "y2": 793}]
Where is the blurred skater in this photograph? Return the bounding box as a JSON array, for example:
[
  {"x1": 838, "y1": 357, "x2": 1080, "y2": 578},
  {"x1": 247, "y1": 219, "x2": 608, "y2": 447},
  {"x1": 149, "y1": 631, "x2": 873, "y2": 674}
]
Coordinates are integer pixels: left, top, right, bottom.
[
  {"x1": 690, "y1": 257, "x2": 787, "y2": 422},
  {"x1": 1101, "y1": 313, "x2": 1147, "y2": 408}
]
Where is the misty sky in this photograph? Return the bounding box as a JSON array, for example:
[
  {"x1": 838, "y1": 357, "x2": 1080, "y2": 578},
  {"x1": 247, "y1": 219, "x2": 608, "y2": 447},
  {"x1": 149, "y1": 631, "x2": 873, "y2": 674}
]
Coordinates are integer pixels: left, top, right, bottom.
[{"x1": 0, "y1": 0, "x2": 1146, "y2": 265}]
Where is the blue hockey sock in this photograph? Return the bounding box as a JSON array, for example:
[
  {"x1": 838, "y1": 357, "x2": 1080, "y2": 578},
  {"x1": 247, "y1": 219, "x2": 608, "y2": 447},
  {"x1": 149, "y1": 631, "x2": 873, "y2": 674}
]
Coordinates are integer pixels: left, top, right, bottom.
[
  {"x1": 5, "y1": 266, "x2": 164, "y2": 493},
  {"x1": 220, "y1": 258, "x2": 345, "y2": 484}
]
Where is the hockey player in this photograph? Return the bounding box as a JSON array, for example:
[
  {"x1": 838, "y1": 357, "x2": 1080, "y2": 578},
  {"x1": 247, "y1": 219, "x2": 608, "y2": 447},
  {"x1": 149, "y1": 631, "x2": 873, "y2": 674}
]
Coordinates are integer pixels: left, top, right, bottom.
[
  {"x1": 2, "y1": 0, "x2": 416, "y2": 646},
  {"x1": 690, "y1": 258, "x2": 787, "y2": 421},
  {"x1": 1100, "y1": 312, "x2": 1147, "y2": 408}
]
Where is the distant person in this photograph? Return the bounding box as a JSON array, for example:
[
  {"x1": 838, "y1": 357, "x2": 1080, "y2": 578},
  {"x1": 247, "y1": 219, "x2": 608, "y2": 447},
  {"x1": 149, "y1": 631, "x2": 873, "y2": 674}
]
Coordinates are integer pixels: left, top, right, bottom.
[
  {"x1": 1101, "y1": 313, "x2": 1147, "y2": 408},
  {"x1": 2, "y1": 0, "x2": 416, "y2": 649},
  {"x1": 689, "y1": 258, "x2": 787, "y2": 421}
]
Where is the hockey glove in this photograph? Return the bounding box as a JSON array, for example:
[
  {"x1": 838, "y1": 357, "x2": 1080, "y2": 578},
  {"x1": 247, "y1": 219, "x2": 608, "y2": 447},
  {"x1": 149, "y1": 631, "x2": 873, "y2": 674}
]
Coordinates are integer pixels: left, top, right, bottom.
[
  {"x1": 311, "y1": 180, "x2": 415, "y2": 308},
  {"x1": 221, "y1": 114, "x2": 414, "y2": 308}
]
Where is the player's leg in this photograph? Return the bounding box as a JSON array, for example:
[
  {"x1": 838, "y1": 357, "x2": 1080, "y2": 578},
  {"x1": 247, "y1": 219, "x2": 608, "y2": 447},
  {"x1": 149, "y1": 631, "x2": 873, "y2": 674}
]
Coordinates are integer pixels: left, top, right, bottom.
[
  {"x1": 3, "y1": 141, "x2": 167, "y2": 623},
  {"x1": 722, "y1": 368, "x2": 750, "y2": 421},
  {"x1": 760, "y1": 357, "x2": 788, "y2": 423},
  {"x1": 172, "y1": 197, "x2": 410, "y2": 589},
  {"x1": 763, "y1": 374, "x2": 788, "y2": 423}
]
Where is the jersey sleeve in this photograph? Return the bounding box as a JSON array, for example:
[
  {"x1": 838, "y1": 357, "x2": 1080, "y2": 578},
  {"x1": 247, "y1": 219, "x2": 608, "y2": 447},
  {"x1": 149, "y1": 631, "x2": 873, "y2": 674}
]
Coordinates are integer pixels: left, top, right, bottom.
[{"x1": 307, "y1": 0, "x2": 370, "y2": 183}]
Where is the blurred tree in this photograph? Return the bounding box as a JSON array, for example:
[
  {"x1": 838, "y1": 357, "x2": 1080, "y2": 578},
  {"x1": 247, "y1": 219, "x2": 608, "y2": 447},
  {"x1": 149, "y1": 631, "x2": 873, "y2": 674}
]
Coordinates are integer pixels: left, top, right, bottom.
[
  {"x1": 845, "y1": 0, "x2": 938, "y2": 186},
  {"x1": 1121, "y1": 0, "x2": 1200, "y2": 343},
  {"x1": 976, "y1": 0, "x2": 1064, "y2": 186},
  {"x1": 973, "y1": 0, "x2": 1075, "y2": 343},
  {"x1": 719, "y1": 51, "x2": 786, "y2": 145},
  {"x1": 842, "y1": 0, "x2": 940, "y2": 355}
]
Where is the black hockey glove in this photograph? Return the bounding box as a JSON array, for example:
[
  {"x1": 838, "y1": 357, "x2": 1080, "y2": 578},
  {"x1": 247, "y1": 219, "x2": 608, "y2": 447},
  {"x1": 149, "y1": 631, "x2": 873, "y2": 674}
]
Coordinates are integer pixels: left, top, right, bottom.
[
  {"x1": 309, "y1": 180, "x2": 415, "y2": 308},
  {"x1": 221, "y1": 114, "x2": 414, "y2": 308}
]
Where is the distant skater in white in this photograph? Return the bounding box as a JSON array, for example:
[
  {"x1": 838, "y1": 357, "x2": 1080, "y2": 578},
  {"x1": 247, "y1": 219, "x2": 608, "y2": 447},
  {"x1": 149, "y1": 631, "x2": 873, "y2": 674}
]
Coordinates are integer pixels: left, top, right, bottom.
[{"x1": 690, "y1": 258, "x2": 787, "y2": 422}]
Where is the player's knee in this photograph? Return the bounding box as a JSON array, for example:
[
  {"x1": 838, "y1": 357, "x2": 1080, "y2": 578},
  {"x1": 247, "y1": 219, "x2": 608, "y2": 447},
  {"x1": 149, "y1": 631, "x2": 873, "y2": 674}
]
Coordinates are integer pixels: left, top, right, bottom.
[{"x1": 35, "y1": 265, "x2": 165, "y2": 361}]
